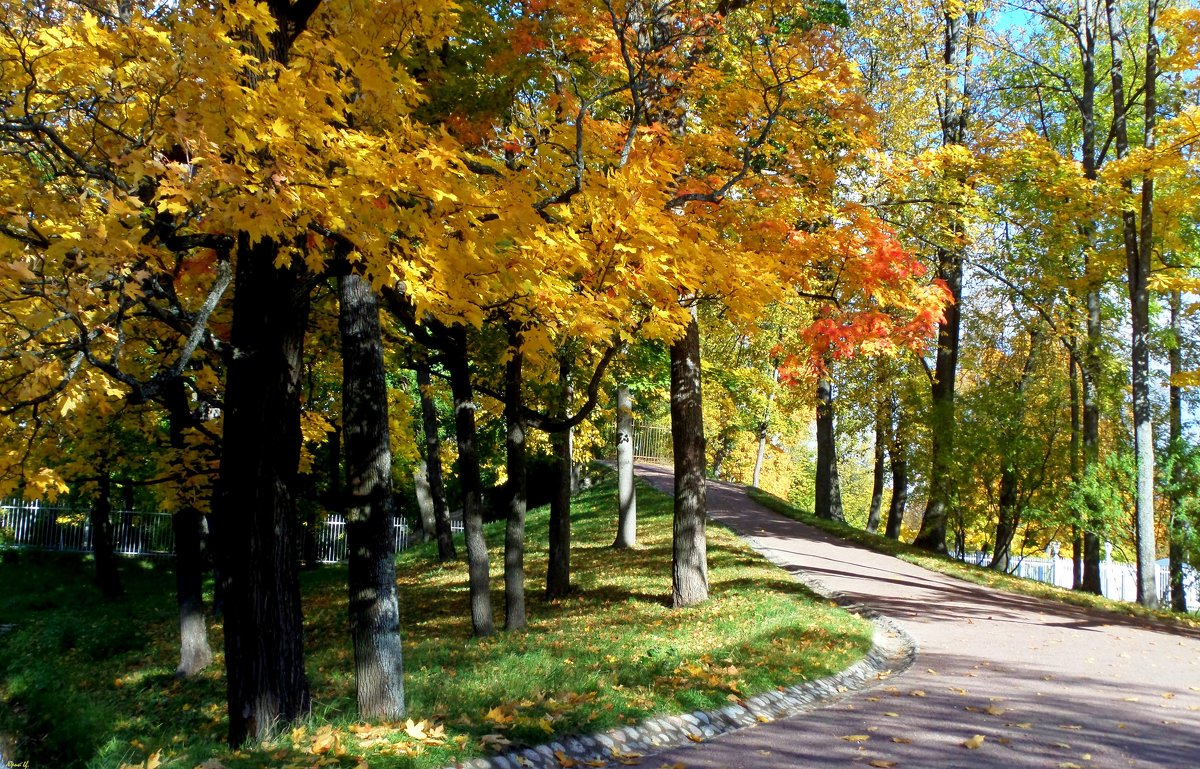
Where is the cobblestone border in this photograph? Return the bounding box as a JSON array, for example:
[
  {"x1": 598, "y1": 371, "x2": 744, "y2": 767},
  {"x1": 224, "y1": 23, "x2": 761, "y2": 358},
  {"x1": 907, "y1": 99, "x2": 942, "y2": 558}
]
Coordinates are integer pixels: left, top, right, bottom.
[{"x1": 449, "y1": 531, "x2": 918, "y2": 769}]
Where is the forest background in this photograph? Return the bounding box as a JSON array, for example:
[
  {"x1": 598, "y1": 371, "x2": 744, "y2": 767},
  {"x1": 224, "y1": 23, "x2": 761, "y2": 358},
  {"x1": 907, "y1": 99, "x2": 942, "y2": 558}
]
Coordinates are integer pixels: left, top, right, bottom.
[{"x1": 0, "y1": 0, "x2": 1199, "y2": 764}]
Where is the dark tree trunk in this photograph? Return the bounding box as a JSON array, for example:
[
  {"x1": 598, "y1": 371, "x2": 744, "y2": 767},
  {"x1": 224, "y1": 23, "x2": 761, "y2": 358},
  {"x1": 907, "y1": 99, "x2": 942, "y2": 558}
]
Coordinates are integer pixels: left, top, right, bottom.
[
  {"x1": 865, "y1": 401, "x2": 886, "y2": 534},
  {"x1": 990, "y1": 333, "x2": 1039, "y2": 572},
  {"x1": 503, "y1": 324, "x2": 528, "y2": 631},
  {"x1": 1070, "y1": 351, "x2": 1083, "y2": 589},
  {"x1": 711, "y1": 430, "x2": 734, "y2": 480},
  {"x1": 163, "y1": 377, "x2": 215, "y2": 676},
  {"x1": 885, "y1": 397, "x2": 907, "y2": 541},
  {"x1": 546, "y1": 354, "x2": 573, "y2": 600},
  {"x1": 92, "y1": 475, "x2": 122, "y2": 599},
  {"x1": 217, "y1": 235, "x2": 312, "y2": 746},
  {"x1": 915, "y1": 9, "x2": 975, "y2": 555},
  {"x1": 990, "y1": 470, "x2": 1020, "y2": 573},
  {"x1": 1082, "y1": 296, "x2": 1103, "y2": 594},
  {"x1": 339, "y1": 274, "x2": 405, "y2": 720},
  {"x1": 446, "y1": 330, "x2": 495, "y2": 637},
  {"x1": 173, "y1": 507, "x2": 213, "y2": 677},
  {"x1": 614, "y1": 383, "x2": 637, "y2": 549},
  {"x1": 1168, "y1": 291, "x2": 1188, "y2": 612},
  {"x1": 914, "y1": 242, "x2": 961, "y2": 554},
  {"x1": 814, "y1": 367, "x2": 844, "y2": 522},
  {"x1": 671, "y1": 311, "x2": 708, "y2": 608},
  {"x1": 415, "y1": 359, "x2": 455, "y2": 560}
]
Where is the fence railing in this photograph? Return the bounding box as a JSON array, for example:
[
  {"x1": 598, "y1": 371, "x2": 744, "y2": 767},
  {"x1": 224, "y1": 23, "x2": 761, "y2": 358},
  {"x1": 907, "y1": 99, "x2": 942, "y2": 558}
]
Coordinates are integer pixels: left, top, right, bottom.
[
  {"x1": 631, "y1": 424, "x2": 673, "y2": 465},
  {"x1": 0, "y1": 498, "x2": 462, "y2": 564},
  {"x1": 958, "y1": 550, "x2": 1200, "y2": 610}
]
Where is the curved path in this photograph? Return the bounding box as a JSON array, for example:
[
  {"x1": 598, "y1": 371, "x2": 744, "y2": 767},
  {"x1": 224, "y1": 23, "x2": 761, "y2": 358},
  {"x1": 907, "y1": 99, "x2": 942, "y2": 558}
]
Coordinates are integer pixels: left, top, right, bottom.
[{"x1": 636, "y1": 465, "x2": 1200, "y2": 768}]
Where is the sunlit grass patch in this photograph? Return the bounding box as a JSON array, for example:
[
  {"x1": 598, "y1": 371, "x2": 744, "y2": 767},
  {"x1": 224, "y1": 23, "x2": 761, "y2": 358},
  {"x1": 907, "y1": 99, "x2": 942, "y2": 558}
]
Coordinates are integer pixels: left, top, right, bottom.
[{"x1": 0, "y1": 476, "x2": 873, "y2": 769}]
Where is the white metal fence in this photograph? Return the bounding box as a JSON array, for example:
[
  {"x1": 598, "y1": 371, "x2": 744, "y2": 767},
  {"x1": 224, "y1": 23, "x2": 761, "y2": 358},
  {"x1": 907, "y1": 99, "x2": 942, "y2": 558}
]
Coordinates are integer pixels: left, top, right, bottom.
[
  {"x1": 631, "y1": 424, "x2": 673, "y2": 465},
  {"x1": 958, "y1": 549, "x2": 1200, "y2": 610},
  {"x1": 0, "y1": 498, "x2": 461, "y2": 564}
]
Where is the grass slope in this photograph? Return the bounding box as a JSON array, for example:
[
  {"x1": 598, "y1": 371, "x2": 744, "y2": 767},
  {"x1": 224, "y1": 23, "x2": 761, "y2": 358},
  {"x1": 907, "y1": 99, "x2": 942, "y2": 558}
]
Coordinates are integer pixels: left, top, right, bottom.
[
  {"x1": 746, "y1": 487, "x2": 1200, "y2": 631},
  {"x1": 0, "y1": 477, "x2": 872, "y2": 769}
]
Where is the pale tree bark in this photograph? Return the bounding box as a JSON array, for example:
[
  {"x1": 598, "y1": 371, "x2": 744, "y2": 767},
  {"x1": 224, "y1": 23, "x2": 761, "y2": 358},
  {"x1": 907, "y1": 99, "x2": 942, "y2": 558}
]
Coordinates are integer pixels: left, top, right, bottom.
[
  {"x1": 671, "y1": 309, "x2": 708, "y2": 607},
  {"x1": 614, "y1": 383, "x2": 637, "y2": 549},
  {"x1": 164, "y1": 378, "x2": 214, "y2": 676},
  {"x1": 1106, "y1": 0, "x2": 1158, "y2": 607},
  {"x1": 339, "y1": 274, "x2": 405, "y2": 719},
  {"x1": 503, "y1": 323, "x2": 529, "y2": 631},
  {"x1": 446, "y1": 330, "x2": 495, "y2": 637},
  {"x1": 752, "y1": 366, "x2": 779, "y2": 489}
]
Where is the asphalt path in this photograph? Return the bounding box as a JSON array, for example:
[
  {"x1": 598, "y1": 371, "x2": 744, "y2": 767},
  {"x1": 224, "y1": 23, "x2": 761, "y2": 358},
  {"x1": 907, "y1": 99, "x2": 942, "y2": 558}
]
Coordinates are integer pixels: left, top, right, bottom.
[{"x1": 635, "y1": 465, "x2": 1200, "y2": 769}]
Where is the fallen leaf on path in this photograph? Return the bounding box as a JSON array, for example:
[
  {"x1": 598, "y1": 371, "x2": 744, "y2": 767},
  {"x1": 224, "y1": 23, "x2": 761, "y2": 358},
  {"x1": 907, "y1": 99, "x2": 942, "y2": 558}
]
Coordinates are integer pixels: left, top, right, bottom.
[
  {"x1": 1122, "y1": 697, "x2": 1140, "y2": 703},
  {"x1": 869, "y1": 761, "x2": 897, "y2": 768},
  {"x1": 1058, "y1": 725, "x2": 1082, "y2": 731},
  {"x1": 687, "y1": 734, "x2": 704, "y2": 743},
  {"x1": 884, "y1": 712, "x2": 899, "y2": 717},
  {"x1": 556, "y1": 751, "x2": 579, "y2": 768},
  {"x1": 1052, "y1": 742, "x2": 1072, "y2": 749},
  {"x1": 840, "y1": 735, "x2": 870, "y2": 742},
  {"x1": 910, "y1": 690, "x2": 926, "y2": 698},
  {"x1": 962, "y1": 735, "x2": 985, "y2": 749},
  {"x1": 891, "y1": 737, "x2": 912, "y2": 744},
  {"x1": 1058, "y1": 763, "x2": 1081, "y2": 769},
  {"x1": 985, "y1": 705, "x2": 1006, "y2": 716}
]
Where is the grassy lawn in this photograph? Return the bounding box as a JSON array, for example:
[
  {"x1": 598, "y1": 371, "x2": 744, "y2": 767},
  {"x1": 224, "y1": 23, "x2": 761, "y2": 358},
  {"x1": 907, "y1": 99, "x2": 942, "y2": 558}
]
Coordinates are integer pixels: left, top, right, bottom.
[
  {"x1": 0, "y1": 477, "x2": 872, "y2": 769},
  {"x1": 746, "y1": 487, "x2": 1200, "y2": 631}
]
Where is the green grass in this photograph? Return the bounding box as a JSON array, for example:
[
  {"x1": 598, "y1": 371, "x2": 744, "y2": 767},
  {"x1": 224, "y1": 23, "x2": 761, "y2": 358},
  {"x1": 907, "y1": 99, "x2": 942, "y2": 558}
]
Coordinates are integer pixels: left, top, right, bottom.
[
  {"x1": 0, "y1": 476, "x2": 872, "y2": 769},
  {"x1": 745, "y1": 487, "x2": 1200, "y2": 632}
]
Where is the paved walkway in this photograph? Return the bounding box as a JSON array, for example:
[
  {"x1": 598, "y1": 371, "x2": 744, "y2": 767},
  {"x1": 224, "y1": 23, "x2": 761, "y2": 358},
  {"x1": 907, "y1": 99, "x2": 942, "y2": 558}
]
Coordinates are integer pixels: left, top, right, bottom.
[{"x1": 636, "y1": 465, "x2": 1200, "y2": 769}]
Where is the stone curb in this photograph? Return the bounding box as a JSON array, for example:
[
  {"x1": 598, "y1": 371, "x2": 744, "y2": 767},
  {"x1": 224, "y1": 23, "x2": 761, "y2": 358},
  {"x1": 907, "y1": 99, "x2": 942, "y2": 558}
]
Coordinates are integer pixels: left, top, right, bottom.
[{"x1": 449, "y1": 529, "x2": 918, "y2": 769}]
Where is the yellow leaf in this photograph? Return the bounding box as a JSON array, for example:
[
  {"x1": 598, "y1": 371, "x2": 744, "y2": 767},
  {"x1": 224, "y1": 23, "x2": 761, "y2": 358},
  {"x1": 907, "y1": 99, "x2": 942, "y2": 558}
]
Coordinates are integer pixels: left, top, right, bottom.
[
  {"x1": 840, "y1": 735, "x2": 870, "y2": 742},
  {"x1": 962, "y1": 734, "x2": 985, "y2": 749},
  {"x1": 869, "y1": 761, "x2": 897, "y2": 768},
  {"x1": 891, "y1": 737, "x2": 912, "y2": 744},
  {"x1": 687, "y1": 733, "x2": 705, "y2": 742},
  {"x1": 404, "y1": 719, "x2": 428, "y2": 740},
  {"x1": 984, "y1": 705, "x2": 1006, "y2": 716}
]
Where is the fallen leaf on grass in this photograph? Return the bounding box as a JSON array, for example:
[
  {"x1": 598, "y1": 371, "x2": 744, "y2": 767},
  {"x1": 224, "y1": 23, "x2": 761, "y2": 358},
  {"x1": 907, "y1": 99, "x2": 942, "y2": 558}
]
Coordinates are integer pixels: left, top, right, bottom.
[
  {"x1": 962, "y1": 735, "x2": 985, "y2": 749},
  {"x1": 480, "y1": 733, "x2": 512, "y2": 750}
]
